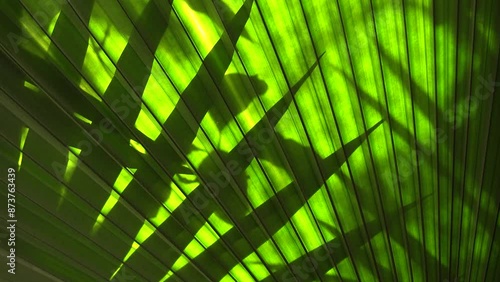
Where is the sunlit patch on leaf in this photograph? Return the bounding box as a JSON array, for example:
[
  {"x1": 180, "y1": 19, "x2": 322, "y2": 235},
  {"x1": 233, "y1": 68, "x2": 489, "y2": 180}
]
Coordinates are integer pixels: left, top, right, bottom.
[
  {"x1": 93, "y1": 167, "x2": 137, "y2": 231},
  {"x1": 73, "y1": 112, "x2": 92, "y2": 125},
  {"x1": 56, "y1": 146, "x2": 81, "y2": 209},
  {"x1": 17, "y1": 126, "x2": 29, "y2": 171},
  {"x1": 23, "y1": 80, "x2": 39, "y2": 92}
]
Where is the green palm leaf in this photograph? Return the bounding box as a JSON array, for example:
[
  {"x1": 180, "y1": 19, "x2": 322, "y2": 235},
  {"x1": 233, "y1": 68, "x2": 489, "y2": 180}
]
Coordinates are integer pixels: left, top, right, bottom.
[{"x1": 0, "y1": 0, "x2": 499, "y2": 281}]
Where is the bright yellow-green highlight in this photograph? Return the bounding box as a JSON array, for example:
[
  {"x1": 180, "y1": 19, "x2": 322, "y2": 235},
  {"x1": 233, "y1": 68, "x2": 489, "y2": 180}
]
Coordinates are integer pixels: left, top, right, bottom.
[
  {"x1": 73, "y1": 113, "x2": 93, "y2": 125},
  {"x1": 129, "y1": 139, "x2": 146, "y2": 154},
  {"x1": 47, "y1": 11, "x2": 60, "y2": 36},
  {"x1": 93, "y1": 167, "x2": 137, "y2": 231},
  {"x1": 17, "y1": 127, "x2": 29, "y2": 171},
  {"x1": 23, "y1": 81, "x2": 39, "y2": 92},
  {"x1": 57, "y1": 146, "x2": 82, "y2": 209}
]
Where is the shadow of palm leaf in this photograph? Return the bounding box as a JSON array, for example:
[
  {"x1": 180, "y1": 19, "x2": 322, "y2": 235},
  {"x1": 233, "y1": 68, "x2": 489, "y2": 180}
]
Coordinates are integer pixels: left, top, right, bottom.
[
  {"x1": 0, "y1": 0, "x2": 498, "y2": 281},
  {"x1": 111, "y1": 0, "x2": 257, "y2": 218},
  {"x1": 263, "y1": 193, "x2": 431, "y2": 281},
  {"x1": 171, "y1": 119, "x2": 383, "y2": 281},
  {"x1": 117, "y1": 49, "x2": 325, "y2": 281},
  {"x1": 91, "y1": 0, "x2": 174, "y2": 127}
]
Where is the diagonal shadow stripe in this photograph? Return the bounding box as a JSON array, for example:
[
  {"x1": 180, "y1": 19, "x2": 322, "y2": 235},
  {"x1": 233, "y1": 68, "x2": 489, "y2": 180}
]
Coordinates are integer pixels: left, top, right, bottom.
[{"x1": 97, "y1": 0, "x2": 175, "y2": 127}]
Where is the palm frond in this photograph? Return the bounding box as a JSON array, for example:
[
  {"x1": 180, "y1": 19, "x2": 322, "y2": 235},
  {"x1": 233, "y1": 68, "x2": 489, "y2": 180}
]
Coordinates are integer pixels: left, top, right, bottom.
[{"x1": 0, "y1": 0, "x2": 499, "y2": 281}]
